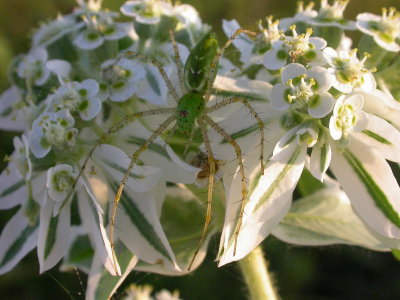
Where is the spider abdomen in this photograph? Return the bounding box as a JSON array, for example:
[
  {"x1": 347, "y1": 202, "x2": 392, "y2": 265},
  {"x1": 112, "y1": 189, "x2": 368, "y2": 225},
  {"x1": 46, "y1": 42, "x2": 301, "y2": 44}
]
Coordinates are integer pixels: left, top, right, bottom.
[{"x1": 176, "y1": 92, "x2": 205, "y2": 134}]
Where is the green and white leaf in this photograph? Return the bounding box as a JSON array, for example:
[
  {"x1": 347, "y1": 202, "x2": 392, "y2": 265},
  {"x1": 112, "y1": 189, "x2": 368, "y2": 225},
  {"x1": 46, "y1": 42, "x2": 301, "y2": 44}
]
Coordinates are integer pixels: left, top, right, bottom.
[
  {"x1": 353, "y1": 113, "x2": 400, "y2": 163},
  {"x1": 78, "y1": 183, "x2": 121, "y2": 276},
  {"x1": 86, "y1": 243, "x2": 138, "y2": 300},
  {"x1": 37, "y1": 195, "x2": 72, "y2": 273},
  {"x1": 218, "y1": 141, "x2": 307, "y2": 266},
  {"x1": 118, "y1": 120, "x2": 201, "y2": 184},
  {"x1": 272, "y1": 188, "x2": 400, "y2": 250},
  {"x1": 331, "y1": 138, "x2": 400, "y2": 239},
  {"x1": 0, "y1": 209, "x2": 38, "y2": 275},
  {"x1": 135, "y1": 184, "x2": 221, "y2": 274}
]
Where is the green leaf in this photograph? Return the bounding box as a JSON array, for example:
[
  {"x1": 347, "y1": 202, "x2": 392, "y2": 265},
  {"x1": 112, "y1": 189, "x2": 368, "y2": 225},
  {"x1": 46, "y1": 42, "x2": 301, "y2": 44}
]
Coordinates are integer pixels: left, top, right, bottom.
[
  {"x1": 0, "y1": 179, "x2": 25, "y2": 198},
  {"x1": 297, "y1": 169, "x2": 324, "y2": 197},
  {"x1": 273, "y1": 188, "x2": 400, "y2": 250}
]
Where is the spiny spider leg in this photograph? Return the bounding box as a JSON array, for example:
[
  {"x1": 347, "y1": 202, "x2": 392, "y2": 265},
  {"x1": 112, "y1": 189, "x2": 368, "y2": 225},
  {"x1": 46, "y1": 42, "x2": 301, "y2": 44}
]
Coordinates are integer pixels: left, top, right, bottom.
[
  {"x1": 203, "y1": 28, "x2": 256, "y2": 102},
  {"x1": 187, "y1": 117, "x2": 216, "y2": 271},
  {"x1": 124, "y1": 51, "x2": 180, "y2": 102},
  {"x1": 59, "y1": 107, "x2": 175, "y2": 214},
  {"x1": 202, "y1": 115, "x2": 247, "y2": 256},
  {"x1": 206, "y1": 97, "x2": 265, "y2": 175},
  {"x1": 183, "y1": 125, "x2": 197, "y2": 157},
  {"x1": 110, "y1": 114, "x2": 176, "y2": 271},
  {"x1": 168, "y1": 29, "x2": 186, "y2": 94}
]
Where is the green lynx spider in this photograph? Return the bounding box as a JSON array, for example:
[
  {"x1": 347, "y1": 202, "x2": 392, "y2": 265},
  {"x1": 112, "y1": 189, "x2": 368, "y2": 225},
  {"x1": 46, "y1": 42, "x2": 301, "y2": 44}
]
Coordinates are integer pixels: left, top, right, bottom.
[{"x1": 64, "y1": 28, "x2": 265, "y2": 273}]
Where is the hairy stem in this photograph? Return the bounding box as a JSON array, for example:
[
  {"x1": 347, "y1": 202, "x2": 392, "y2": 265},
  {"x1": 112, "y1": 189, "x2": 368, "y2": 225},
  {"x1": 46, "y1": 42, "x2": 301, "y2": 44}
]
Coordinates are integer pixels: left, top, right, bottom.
[{"x1": 238, "y1": 246, "x2": 279, "y2": 300}]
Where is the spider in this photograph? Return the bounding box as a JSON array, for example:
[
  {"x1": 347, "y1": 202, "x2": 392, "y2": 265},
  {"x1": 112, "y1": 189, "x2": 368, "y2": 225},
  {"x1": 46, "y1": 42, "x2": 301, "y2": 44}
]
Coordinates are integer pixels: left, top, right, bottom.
[{"x1": 65, "y1": 28, "x2": 265, "y2": 273}]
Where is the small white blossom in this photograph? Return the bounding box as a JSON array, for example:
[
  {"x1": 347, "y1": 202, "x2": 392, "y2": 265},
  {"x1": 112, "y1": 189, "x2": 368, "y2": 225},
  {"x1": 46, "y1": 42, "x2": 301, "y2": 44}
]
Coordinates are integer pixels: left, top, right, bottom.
[
  {"x1": 46, "y1": 164, "x2": 76, "y2": 203},
  {"x1": 270, "y1": 63, "x2": 334, "y2": 118},
  {"x1": 357, "y1": 7, "x2": 400, "y2": 52},
  {"x1": 263, "y1": 26, "x2": 327, "y2": 70},
  {"x1": 29, "y1": 110, "x2": 77, "y2": 158},
  {"x1": 74, "y1": 15, "x2": 128, "y2": 50},
  {"x1": 50, "y1": 79, "x2": 101, "y2": 120},
  {"x1": 323, "y1": 47, "x2": 376, "y2": 93},
  {"x1": 329, "y1": 94, "x2": 368, "y2": 141},
  {"x1": 17, "y1": 48, "x2": 51, "y2": 86},
  {"x1": 99, "y1": 58, "x2": 145, "y2": 102},
  {"x1": 310, "y1": 0, "x2": 355, "y2": 30},
  {"x1": 121, "y1": 0, "x2": 173, "y2": 24}
]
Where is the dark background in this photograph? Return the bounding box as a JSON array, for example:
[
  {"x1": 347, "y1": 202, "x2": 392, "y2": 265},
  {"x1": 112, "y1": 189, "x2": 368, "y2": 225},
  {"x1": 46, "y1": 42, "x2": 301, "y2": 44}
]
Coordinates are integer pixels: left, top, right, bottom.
[{"x1": 1, "y1": 0, "x2": 400, "y2": 299}]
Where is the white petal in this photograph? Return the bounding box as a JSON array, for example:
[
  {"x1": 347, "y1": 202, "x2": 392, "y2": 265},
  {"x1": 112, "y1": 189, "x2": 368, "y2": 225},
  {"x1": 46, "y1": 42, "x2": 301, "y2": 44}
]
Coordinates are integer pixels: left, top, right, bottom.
[
  {"x1": 46, "y1": 60, "x2": 71, "y2": 81},
  {"x1": 262, "y1": 49, "x2": 287, "y2": 70},
  {"x1": 110, "y1": 81, "x2": 137, "y2": 102},
  {"x1": 281, "y1": 63, "x2": 307, "y2": 83},
  {"x1": 79, "y1": 97, "x2": 102, "y2": 121},
  {"x1": 80, "y1": 79, "x2": 99, "y2": 96},
  {"x1": 270, "y1": 84, "x2": 290, "y2": 111},
  {"x1": 308, "y1": 66, "x2": 332, "y2": 93},
  {"x1": 74, "y1": 30, "x2": 104, "y2": 50},
  {"x1": 309, "y1": 37, "x2": 327, "y2": 50},
  {"x1": 308, "y1": 92, "x2": 334, "y2": 118},
  {"x1": 329, "y1": 116, "x2": 343, "y2": 140}
]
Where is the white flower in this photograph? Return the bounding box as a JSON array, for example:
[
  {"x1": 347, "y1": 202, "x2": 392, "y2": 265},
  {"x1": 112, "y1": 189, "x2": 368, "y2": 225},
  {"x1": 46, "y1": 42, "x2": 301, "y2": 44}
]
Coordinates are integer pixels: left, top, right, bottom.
[
  {"x1": 356, "y1": 7, "x2": 400, "y2": 52},
  {"x1": 99, "y1": 58, "x2": 145, "y2": 102},
  {"x1": 73, "y1": 15, "x2": 128, "y2": 50},
  {"x1": 310, "y1": 0, "x2": 355, "y2": 30},
  {"x1": 121, "y1": 0, "x2": 173, "y2": 24},
  {"x1": 17, "y1": 48, "x2": 51, "y2": 86},
  {"x1": 29, "y1": 110, "x2": 77, "y2": 158},
  {"x1": 329, "y1": 94, "x2": 368, "y2": 141},
  {"x1": 50, "y1": 79, "x2": 101, "y2": 120},
  {"x1": 263, "y1": 26, "x2": 327, "y2": 70},
  {"x1": 46, "y1": 164, "x2": 76, "y2": 203},
  {"x1": 279, "y1": 1, "x2": 318, "y2": 30},
  {"x1": 323, "y1": 47, "x2": 376, "y2": 93},
  {"x1": 270, "y1": 63, "x2": 334, "y2": 118}
]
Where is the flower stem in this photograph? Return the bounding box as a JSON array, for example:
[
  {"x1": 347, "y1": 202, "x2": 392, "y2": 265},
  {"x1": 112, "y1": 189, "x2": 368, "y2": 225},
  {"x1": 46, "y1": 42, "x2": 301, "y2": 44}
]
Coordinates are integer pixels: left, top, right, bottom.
[{"x1": 238, "y1": 246, "x2": 279, "y2": 300}]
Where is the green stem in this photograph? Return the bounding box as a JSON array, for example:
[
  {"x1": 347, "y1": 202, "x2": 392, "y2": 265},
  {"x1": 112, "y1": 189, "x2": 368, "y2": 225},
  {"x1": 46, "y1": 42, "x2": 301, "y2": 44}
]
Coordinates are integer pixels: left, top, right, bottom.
[{"x1": 238, "y1": 246, "x2": 279, "y2": 300}]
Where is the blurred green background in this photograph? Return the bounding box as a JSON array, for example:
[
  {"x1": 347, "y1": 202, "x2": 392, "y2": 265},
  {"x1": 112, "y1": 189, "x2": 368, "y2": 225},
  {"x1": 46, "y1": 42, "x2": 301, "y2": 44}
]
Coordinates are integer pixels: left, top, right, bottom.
[{"x1": 1, "y1": 0, "x2": 400, "y2": 299}]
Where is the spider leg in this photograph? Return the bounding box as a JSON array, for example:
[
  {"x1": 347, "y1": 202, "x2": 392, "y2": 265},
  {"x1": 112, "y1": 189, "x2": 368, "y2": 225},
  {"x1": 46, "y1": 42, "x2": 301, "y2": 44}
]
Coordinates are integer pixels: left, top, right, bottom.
[
  {"x1": 188, "y1": 117, "x2": 216, "y2": 271},
  {"x1": 168, "y1": 29, "x2": 186, "y2": 95},
  {"x1": 202, "y1": 115, "x2": 247, "y2": 256},
  {"x1": 206, "y1": 97, "x2": 265, "y2": 174},
  {"x1": 124, "y1": 51, "x2": 180, "y2": 102},
  {"x1": 203, "y1": 28, "x2": 256, "y2": 102},
  {"x1": 110, "y1": 114, "x2": 176, "y2": 272},
  {"x1": 59, "y1": 107, "x2": 175, "y2": 212},
  {"x1": 183, "y1": 124, "x2": 197, "y2": 157}
]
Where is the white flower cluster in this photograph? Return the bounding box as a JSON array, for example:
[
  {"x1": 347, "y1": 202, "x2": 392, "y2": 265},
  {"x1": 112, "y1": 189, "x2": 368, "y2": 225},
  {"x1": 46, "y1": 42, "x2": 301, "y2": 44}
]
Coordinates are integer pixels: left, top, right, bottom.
[{"x1": 1, "y1": 1, "x2": 400, "y2": 299}]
